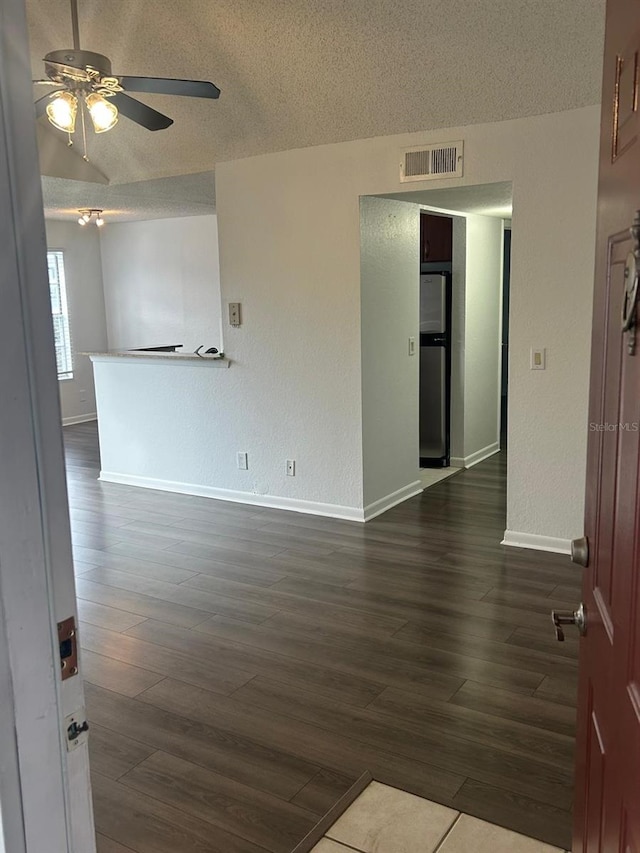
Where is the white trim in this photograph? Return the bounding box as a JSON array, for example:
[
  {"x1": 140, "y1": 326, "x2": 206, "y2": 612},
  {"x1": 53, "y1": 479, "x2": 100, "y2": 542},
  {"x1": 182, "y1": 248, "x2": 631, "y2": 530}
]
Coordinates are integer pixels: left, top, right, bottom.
[
  {"x1": 88, "y1": 353, "x2": 229, "y2": 367},
  {"x1": 99, "y1": 471, "x2": 368, "y2": 521},
  {"x1": 363, "y1": 481, "x2": 424, "y2": 521},
  {"x1": 0, "y1": 0, "x2": 96, "y2": 846},
  {"x1": 62, "y1": 413, "x2": 97, "y2": 427},
  {"x1": 501, "y1": 529, "x2": 572, "y2": 555},
  {"x1": 100, "y1": 471, "x2": 425, "y2": 523},
  {"x1": 450, "y1": 441, "x2": 500, "y2": 469}
]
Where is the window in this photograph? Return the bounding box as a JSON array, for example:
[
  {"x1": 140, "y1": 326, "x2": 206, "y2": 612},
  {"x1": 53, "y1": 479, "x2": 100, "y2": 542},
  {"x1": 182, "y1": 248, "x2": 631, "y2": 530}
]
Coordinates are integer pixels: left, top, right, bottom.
[{"x1": 47, "y1": 250, "x2": 73, "y2": 380}]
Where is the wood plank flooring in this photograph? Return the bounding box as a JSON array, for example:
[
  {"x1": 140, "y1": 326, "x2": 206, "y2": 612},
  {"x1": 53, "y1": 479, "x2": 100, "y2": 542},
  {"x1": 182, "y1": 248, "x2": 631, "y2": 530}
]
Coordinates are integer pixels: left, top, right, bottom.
[{"x1": 63, "y1": 423, "x2": 581, "y2": 852}]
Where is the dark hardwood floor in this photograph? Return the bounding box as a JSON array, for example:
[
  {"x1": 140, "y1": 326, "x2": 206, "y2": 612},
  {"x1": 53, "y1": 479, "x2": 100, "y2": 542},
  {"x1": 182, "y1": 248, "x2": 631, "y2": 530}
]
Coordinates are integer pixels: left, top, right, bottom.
[{"x1": 64, "y1": 422, "x2": 581, "y2": 852}]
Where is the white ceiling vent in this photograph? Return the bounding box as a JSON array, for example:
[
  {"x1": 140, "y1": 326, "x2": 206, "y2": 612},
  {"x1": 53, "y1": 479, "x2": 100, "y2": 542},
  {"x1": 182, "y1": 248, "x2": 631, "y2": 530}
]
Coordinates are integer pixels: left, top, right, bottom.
[{"x1": 400, "y1": 141, "x2": 464, "y2": 182}]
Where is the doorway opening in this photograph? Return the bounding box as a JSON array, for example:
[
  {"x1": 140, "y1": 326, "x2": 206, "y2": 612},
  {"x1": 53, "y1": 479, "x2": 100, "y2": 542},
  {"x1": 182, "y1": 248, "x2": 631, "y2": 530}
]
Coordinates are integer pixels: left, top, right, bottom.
[
  {"x1": 419, "y1": 212, "x2": 453, "y2": 469},
  {"x1": 361, "y1": 182, "x2": 513, "y2": 499}
]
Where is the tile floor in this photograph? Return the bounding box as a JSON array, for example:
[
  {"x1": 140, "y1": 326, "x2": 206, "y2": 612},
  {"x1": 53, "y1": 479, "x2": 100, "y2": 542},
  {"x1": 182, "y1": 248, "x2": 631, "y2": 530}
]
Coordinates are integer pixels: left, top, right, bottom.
[
  {"x1": 311, "y1": 782, "x2": 570, "y2": 853},
  {"x1": 420, "y1": 466, "x2": 462, "y2": 490}
]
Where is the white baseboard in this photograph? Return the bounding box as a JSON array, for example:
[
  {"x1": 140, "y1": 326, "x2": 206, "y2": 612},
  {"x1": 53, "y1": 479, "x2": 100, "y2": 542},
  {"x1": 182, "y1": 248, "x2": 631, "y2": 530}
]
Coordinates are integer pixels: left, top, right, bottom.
[
  {"x1": 99, "y1": 472, "x2": 424, "y2": 523},
  {"x1": 363, "y1": 480, "x2": 424, "y2": 522},
  {"x1": 62, "y1": 413, "x2": 97, "y2": 426},
  {"x1": 501, "y1": 529, "x2": 572, "y2": 555},
  {"x1": 99, "y1": 471, "x2": 368, "y2": 522},
  {"x1": 450, "y1": 441, "x2": 500, "y2": 469}
]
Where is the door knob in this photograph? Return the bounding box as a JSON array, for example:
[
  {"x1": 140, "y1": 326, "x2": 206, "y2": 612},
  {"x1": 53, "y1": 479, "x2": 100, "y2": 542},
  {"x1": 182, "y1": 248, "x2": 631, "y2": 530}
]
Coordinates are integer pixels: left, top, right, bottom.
[
  {"x1": 551, "y1": 603, "x2": 587, "y2": 641},
  {"x1": 570, "y1": 536, "x2": 589, "y2": 567}
]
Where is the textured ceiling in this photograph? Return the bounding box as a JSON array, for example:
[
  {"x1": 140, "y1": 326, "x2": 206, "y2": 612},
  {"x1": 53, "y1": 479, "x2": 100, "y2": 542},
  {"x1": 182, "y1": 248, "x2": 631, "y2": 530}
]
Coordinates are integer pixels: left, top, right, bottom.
[
  {"x1": 28, "y1": 0, "x2": 605, "y2": 217},
  {"x1": 381, "y1": 181, "x2": 513, "y2": 218},
  {"x1": 41, "y1": 171, "x2": 216, "y2": 221}
]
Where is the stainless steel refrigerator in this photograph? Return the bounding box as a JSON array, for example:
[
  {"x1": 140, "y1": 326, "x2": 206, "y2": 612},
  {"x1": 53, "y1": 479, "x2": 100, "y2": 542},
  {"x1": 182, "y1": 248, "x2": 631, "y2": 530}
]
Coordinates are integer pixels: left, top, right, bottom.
[{"x1": 419, "y1": 273, "x2": 451, "y2": 467}]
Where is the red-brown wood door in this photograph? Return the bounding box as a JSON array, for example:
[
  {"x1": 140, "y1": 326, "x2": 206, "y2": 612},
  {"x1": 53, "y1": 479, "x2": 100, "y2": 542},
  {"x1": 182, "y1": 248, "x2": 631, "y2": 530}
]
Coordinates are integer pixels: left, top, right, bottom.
[{"x1": 573, "y1": 2, "x2": 640, "y2": 850}]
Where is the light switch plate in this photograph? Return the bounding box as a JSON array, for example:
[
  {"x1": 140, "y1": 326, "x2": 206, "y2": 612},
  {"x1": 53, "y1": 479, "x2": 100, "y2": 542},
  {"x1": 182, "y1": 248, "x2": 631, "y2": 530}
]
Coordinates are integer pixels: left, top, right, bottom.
[
  {"x1": 408, "y1": 336, "x2": 416, "y2": 356},
  {"x1": 229, "y1": 302, "x2": 241, "y2": 326},
  {"x1": 530, "y1": 348, "x2": 546, "y2": 370}
]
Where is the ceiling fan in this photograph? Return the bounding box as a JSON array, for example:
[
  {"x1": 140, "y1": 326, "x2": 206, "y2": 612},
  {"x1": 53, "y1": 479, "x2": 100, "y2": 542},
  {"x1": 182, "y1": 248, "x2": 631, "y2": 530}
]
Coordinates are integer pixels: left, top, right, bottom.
[{"x1": 33, "y1": 0, "x2": 220, "y2": 139}]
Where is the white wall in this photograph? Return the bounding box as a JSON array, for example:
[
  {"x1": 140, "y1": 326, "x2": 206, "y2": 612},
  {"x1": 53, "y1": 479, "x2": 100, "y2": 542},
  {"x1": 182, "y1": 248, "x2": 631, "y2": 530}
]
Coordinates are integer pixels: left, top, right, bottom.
[
  {"x1": 100, "y1": 215, "x2": 222, "y2": 353},
  {"x1": 449, "y1": 216, "x2": 466, "y2": 461},
  {"x1": 45, "y1": 220, "x2": 107, "y2": 424},
  {"x1": 460, "y1": 214, "x2": 503, "y2": 464},
  {"x1": 93, "y1": 356, "x2": 368, "y2": 519},
  {"x1": 216, "y1": 163, "x2": 365, "y2": 511},
  {"x1": 360, "y1": 196, "x2": 422, "y2": 511},
  {"x1": 215, "y1": 106, "x2": 599, "y2": 545}
]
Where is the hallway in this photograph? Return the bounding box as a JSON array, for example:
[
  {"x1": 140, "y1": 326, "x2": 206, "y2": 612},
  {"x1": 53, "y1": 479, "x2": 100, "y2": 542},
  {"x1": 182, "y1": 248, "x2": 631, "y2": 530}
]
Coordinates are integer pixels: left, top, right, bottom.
[{"x1": 64, "y1": 423, "x2": 581, "y2": 852}]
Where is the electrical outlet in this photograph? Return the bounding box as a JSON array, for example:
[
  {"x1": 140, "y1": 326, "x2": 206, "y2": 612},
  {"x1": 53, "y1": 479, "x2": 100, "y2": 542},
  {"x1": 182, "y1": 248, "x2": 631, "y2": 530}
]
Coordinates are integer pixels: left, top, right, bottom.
[
  {"x1": 286, "y1": 459, "x2": 296, "y2": 476},
  {"x1": 408, "y1": 336, "x2": 416, "y2": 356},
  {"x1": 229, "y1": 302, "x2": 242, "y2": 327},
  {"x1": 237, "y1": 452, "x2": 248, "y2": 470}
]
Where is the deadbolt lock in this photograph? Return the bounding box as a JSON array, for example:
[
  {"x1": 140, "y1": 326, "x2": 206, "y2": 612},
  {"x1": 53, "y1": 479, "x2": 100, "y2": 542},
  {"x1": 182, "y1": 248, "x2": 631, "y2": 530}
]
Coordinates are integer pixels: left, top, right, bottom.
[{"x1": 570, "y1": 536, "x2": 589, "y2": 568}]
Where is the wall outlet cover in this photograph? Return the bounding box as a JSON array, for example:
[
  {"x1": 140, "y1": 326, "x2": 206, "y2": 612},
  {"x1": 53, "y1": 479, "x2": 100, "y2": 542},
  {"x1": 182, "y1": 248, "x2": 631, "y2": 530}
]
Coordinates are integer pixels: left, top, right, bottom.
[{"x1": 530, "y1": 348, "x2": 546, "y2": 370}]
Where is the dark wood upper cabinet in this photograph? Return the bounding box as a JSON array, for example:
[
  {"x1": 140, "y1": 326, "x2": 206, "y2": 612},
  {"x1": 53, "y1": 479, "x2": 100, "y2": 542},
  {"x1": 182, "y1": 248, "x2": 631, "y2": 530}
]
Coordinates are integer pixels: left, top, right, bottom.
[{"x1": 420, "y1": 213, "x2": 453, "y2": 264}]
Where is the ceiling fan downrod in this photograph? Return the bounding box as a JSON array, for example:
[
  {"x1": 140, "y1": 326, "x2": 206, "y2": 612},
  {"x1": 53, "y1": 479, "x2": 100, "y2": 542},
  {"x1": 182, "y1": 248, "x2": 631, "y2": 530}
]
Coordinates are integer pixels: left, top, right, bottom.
[{"x1": 70, "y1": 0, "x2": 81, "y2": 50}]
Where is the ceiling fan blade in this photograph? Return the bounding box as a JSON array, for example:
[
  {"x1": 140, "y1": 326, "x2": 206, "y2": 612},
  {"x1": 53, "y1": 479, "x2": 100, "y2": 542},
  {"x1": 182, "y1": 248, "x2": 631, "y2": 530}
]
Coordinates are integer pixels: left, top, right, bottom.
[
  {"x1": 110, "y1": 92, "x2": 173, "y2": 131},
  {"x1": 118, "y1": 76, "x2": 220, "y2": 100}
]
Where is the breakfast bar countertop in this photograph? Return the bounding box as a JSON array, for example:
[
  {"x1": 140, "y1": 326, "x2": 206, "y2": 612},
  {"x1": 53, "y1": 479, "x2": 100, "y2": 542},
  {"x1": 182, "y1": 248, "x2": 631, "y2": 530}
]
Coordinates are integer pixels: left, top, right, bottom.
[{"x1": 83, "y1": 350, "x2": 230, "y2": 367}]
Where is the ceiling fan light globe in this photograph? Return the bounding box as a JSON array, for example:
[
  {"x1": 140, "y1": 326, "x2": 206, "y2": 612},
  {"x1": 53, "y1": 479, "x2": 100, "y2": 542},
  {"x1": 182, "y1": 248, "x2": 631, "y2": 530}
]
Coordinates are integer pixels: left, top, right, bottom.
[
  {"x1": 46, "y1": 91, "x2": 77, "y2": 133},
  {"x1": 85, "y1": 93, "x2": 118, "y2": 133}
]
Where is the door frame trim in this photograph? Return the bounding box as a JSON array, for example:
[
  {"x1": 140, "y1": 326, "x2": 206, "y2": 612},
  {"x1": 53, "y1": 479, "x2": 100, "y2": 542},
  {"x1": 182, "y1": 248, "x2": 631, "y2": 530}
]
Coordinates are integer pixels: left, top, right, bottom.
[{"x1": 0, "y1": 0, "x2": 95, "y2": 848}]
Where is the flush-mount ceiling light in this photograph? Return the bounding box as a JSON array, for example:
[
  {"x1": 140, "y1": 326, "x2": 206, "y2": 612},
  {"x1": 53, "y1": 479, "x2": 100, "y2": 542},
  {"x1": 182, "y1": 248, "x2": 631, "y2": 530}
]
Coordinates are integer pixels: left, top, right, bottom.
[
  {"x1": 85, "y1": 93, "x2": 118, "y2": 133},
  {"x1": 77, "y1": 209, "x2": 105, "y2": 227},
  {"x1": 46, "y1": 91, "x2": 78, "y2": 133}
]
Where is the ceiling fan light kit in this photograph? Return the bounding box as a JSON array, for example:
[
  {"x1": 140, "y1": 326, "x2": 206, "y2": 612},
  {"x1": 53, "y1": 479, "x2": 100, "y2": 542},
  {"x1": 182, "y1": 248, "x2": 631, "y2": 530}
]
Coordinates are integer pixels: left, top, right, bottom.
[
  {"x1": 46, "y1": 90, "x2": 77, "y2": 133},
  {"x1": 85, "y1": 92, "x2": 118, "y2": 133},
  {"x1": 33, "y1": 0, "x2": 221, "y2": 161}
]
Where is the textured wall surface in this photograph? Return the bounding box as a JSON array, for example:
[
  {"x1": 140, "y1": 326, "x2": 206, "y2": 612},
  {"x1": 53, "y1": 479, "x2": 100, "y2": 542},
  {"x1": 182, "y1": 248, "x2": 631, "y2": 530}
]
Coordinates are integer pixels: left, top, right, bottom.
[
  {"x1": 449, "y1": 216, "x2": 467, "y2": 461},
  {"x1": 100, "y1": 215, "x2": 222, "y2": 353},
  {"x1": 215, "y1": 106, "x2": 599, "y2": 536},
  {"x1": 45, "y1": 219, "x2": 108, "y2": 422},
  {"x1": 92, "y1": 108, "x2": 598, "y2": 533},
  {"x1": 506, "y1": 119, "x2": 599, "y2": 541},
  {"x1": 462, "y1": 214, "x2": 503, "y2": 460},
  {"x1": 360, "y1": 196, "x2": 421, "y2": 508}
]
